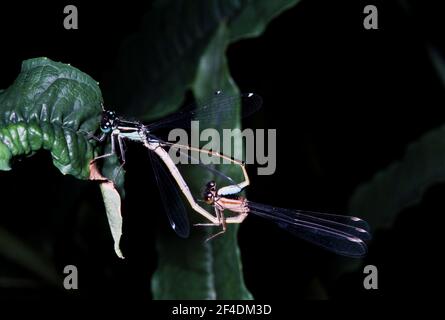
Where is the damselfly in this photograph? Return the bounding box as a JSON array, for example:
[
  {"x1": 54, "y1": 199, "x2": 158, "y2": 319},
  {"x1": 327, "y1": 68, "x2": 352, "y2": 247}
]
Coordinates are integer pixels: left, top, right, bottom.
[
  {"x1": 90, "y1": 92, "x2": 262, "y2": 238},
  {"x1": 201, "y1": 181, "x2": 371, "y2": 258}
]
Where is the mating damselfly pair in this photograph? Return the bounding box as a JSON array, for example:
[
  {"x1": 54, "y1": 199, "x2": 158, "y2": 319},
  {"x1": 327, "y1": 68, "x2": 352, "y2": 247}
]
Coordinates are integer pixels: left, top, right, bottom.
[{"x1": 91, "y1": 91, "x2": 370, "y2": 258}]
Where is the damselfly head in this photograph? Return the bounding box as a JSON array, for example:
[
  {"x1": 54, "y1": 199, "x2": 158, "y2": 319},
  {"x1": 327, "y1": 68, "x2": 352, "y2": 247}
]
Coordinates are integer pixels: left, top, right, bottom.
[{"x1": 100, "y1": 110, "x2": 118, "y2": 133}]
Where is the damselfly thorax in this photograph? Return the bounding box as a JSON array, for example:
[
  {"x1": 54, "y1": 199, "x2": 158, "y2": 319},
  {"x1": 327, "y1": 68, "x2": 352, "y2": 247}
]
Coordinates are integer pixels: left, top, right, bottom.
[{"x1": 213, "y1": 195, "x2": 250, "y2": 215}]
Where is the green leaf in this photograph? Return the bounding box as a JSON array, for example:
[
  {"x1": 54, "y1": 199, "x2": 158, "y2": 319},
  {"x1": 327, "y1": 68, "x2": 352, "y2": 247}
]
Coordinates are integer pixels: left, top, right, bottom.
[
  {"x1": 228, "y1": 0, "x2": 300, "y2": 42},
  {"x1": 152, "y1": 24, "x2": 252, "y2": 299},
  {"x1": 0, "y1": 226, "x2": 61, "y2": 287},
  {"x1": 0, "y1": 57, "x2": 103, "y2": 179},
  {"x1": 107, "y1": 0, "x2": 300, "y2": 121},
  {"x1": 101, "y1": 146, "x2": 126, "y2": 198},
  {"x1": 105, "y1": 0, "x2": 300, "y2": 299},
  {"x1": 350, "y1": 124, "x2": 445, "y2": 231},
  {"x1": 338, "y1": 125, "x2": 445, "y2": 279}
]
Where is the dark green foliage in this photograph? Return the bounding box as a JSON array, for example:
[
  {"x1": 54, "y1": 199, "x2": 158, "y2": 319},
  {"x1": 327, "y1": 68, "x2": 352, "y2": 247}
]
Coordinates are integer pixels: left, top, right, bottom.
[{"x1": 0, "y1": 57, "x2": 102, "y2": 179}]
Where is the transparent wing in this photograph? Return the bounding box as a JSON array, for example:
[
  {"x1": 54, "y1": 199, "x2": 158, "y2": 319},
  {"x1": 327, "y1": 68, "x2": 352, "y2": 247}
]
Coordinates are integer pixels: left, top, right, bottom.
[
  {"x1": 149, "y1": 151, "x2": 190, "y2": 238},
  {"x1": 145, "y1": 92, "x2": 262, "y2": 131},
  {"x1": 248, "y1": 202, "x2": 370, "y2": 258},
  {"x1": 268, "y1": 206, "x2": 371, "y2": 235}
]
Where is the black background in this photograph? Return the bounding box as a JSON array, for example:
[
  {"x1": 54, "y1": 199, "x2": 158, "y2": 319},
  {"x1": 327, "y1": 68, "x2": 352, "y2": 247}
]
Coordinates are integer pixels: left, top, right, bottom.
[{"x1": 0, "y1": 0, "x2": 444, "y2": 302}]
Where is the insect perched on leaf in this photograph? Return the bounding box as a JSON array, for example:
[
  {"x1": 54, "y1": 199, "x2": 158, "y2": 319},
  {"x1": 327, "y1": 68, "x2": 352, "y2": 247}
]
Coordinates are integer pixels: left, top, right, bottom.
[{"x1": 90, "y1": 91, "x2": 262, "y2": 238}]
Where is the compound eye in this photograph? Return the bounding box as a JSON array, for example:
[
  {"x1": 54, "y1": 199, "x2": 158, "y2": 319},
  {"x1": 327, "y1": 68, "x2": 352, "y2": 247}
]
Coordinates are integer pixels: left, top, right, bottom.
[
  {"x1": 107, "y1": 111, "x2": 115, "y2": 118},
  {"x1": 206, "y1": 181, "x2": 216, "y2": 191},
  {"x1": 103, "y1": 110, "x2": 116, "y2": 121},
  {"x1": 100, "y1": 120, "x2": 112, "y2": 133},
  {"x1": 204, "y1": 192, "x2": 214, "y2": 205},
  {"x1": 100, "y1": 125, "x2": 111, "y2": 133}
]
